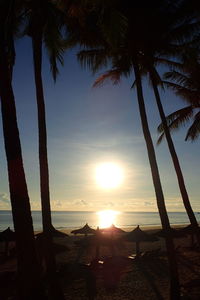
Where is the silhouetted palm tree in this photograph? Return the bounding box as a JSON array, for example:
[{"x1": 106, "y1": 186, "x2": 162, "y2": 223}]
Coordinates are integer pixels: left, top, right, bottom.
[
  {"x1": 0, "y1": 1, "x2": 45, "y2": 299},
  {"x1": 26, "y1": 0, "x2": 64, "y2": 234},
  {"x1": 73, "y1": 1, "x2": 182, "y2": 298},
  {"x1": 25, "y1": 0, "x2": 65, "y2": 298}
]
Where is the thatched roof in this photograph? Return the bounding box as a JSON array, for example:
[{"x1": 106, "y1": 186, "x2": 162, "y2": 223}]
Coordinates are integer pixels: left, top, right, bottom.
[
  {"x1": 0, "y1": 227, "x2": 15, "y2": 242},
  {"x1": 71, "y1": 223, "x2": 96, "y2": 235},
  {"x1": 35, "y1": 225, "x2": 69, "y2": 238},
  {"x1": 124, "y1": 225, "x2": 158, "y2": 242},
  {"x1": 100, "y1": 224, "x2": 126, "y2": 234}
]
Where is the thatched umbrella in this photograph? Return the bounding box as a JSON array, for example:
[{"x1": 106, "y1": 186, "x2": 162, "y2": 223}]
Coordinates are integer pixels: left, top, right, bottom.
[
  {"x1": 71, "y1": 223, "x2": 96, "y2": 236},
  {"x1": 123, "y1": 225, "x2": 158, "y2": 256},
  {"x1": 0, "y1": 227, "x2": 15, "y2": 241},
  {"x1": 35, "y1": 225, "x2": 69, "y2": 238},
  {"x1": 74, "y1": 227, "x2": 122, "y2": 261},
  {"x1": 100, "y1": 224, "x2": 126, "y2": 234},
  {"x1": 0, "y1": 227, "x2": 16, "y2": 256}
]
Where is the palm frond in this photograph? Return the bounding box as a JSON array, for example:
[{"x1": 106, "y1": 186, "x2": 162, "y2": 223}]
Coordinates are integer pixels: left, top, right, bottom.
[
  {"x1": 157, "y1": 132, "x2": 165, "y2": 145},
  {"x1": 78, "y1": 48, "x2": 109, "y2": 74},
  {"x1": 162, "y1": 80, "x2": 200, "y2": 105},
  {"x1": 99, "y1": 10, "x2": 128, "y2": 47},
  {"x1": 169, "y1": 21, "x2": 200, "y2": 45},
  {"x1": 157, "y1": 105, "x2": 194, "y2": 142},
  {"x1": 93, "y1": 69, "x2": 121, "y2": 87},
  {"x1": 155, "y1": 58, "x2": 182, "y2": 70},
  {"x1": 164, "y1": 71, "x2": 189, "y2": 86},
  {"x1": 43, "y1": 2, "x2": 65, "y2": 81},
  {"x1": 185, "y1": 111, "x2": 200, "y2": 141}
]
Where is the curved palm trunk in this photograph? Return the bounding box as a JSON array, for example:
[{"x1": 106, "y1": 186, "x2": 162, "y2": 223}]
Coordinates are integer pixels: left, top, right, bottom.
[
  {"x1": 133, "y1": 62, "x2": 180, "y2": 300},
  {"x1": 151, "y1": 75, "x2": 200, "y2": 246},
  {"x1": 32, "y1": 32, "x2": 64, "y2": 300},
  {"x1": 0, "y1": 39, "x2": 44, "y2": 300}
]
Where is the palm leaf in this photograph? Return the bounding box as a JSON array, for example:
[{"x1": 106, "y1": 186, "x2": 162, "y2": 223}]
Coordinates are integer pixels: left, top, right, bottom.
[
  {"x1": 185, "y1": 111, "x2": 200, "y2": 141},
  {"x1": 162, "y1": 80, "x2": 199, "y2": 105},
  {"x1": 157, "y1": 105, "x2": 194, "y2": 144},
  {"x1": 77, "y1": 48, "x2": 109, "y2": 73},
  {"x1": 43, "y1": 3, "x2": 65, "y2": 81},
  {"x1": 93, "y1": 69, "x2": 121, "y2": 87},
  {"x1": 157, "y1": 132, "x2": 165, "y2": 145}
]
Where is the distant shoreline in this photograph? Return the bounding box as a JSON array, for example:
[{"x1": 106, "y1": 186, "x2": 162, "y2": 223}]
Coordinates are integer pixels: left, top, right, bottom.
[
  {"x1": 1, "y1": 210, "x2": 199, "y2": 231},
  {"x1": 0, "y1": 209, "x2": 199, "y2": 212},
  {"x1": 34, "y1": 223, "x2": 191, "y2": 235}
]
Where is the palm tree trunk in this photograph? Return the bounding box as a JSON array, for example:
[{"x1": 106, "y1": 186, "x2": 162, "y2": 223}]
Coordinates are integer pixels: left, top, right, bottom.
[
  {"x1": 32, "y1": 32, "x2": 64, "y2": 300},
  {"x1": 133, "y1": 61, "x2": 180, "y2": 300},
  {"x1": 0, "y1": 38, "x2": 44, "y2": 300},
  {"x1": 151, "y1": 75, "x2": 200, "y2": 246},
  {"x1": 32, "y1": 33, "x2": 52, "y2": 233}
]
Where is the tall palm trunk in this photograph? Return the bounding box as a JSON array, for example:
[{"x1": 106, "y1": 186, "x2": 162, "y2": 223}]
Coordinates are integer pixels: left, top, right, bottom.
[
  {"x1": 0, "y1": 37, "x2": 44, "y2": 300},
  {"x1": 32, "y1": 33, "x2": 52, "y2": 233},
  {"x1": 133, "y1": 61, "x2": 180, "y2": 300},
  {"x1": 151, "y1": 74, "x2": 200, "y2": 245},
  {"x1": 32, "y1": 31, "x2": 64, "y2": 300}
]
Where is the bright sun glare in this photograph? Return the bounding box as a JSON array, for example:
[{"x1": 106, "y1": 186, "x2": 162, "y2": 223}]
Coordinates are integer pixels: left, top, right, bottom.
[
  {"x1": 97, "y1": 210, "x2": 120, "y2": 228},
  {"x1": 95, "y1": 162, "x2": 124, "y2": 189}
]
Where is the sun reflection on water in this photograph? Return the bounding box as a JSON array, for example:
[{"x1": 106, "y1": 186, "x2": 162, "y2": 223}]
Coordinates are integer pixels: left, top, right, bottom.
[{"x1": 97, "y1": 210, "x2": 121, "y2": 228}]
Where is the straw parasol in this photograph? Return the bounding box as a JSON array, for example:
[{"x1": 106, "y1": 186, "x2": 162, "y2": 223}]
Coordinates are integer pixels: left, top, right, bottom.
[
  {"x1": 123, "y1": 225, "x2": 158, "y2": 256},
  {"x1": 71, "y1": 223, "x2": 96, "y2": 236},
  {"x1": 0, "y1": 227, "x2": 15, "y2": 242},
  {"x1": 100, "y1": 224, "x2": 126, "y2": 234},
  {"x1": 35, "y1": 225, "x2": 68, "y2": 238},
  {"x1": 74, "y1": 227, "x2": 122, "y2": 261}
]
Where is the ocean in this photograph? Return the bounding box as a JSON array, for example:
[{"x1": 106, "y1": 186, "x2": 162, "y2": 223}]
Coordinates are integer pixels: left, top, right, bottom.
[{"x1": 0, "y1": 210, "x2": 200, "y2": 231}]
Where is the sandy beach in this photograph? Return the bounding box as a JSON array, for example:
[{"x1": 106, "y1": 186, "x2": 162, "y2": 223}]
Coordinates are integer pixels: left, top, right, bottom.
[{"x1": 1, "y1": 224, "x2": 200, "y2": 300}]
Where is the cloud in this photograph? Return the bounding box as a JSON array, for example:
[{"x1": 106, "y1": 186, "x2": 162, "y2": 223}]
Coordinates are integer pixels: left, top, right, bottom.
[
  {"x1": 74, "y1": 199, "x2": 88, "y2": 206},
  {"x1": 0, "y1": 192, "x2": 9, "y2": 203},
  {"x1": 144, "y1": 201, "x2": 154, "y2": 207},
  {"x1": 0, "y1": 192, "x2": 11, "y2": 209}
]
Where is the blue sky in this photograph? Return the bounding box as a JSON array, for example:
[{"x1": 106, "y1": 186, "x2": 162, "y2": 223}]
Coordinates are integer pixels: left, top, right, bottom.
[{"x1": 0, "y1": 37, "x2": 199, "y2": 212}]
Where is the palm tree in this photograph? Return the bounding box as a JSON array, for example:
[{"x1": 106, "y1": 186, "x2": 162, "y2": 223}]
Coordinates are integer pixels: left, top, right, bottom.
[
  {"x1": 0, "y1": 1, "x2": 45, "y2": 299},
  {"x1": 146, "y1": 67, "x2": 200, "y2": 245},
  {"x1": 26, "y1": 0, "x2": 64, "y2": 234},
  {"x1": 24, "y1": 0, "x2": 65, "y2": 298},
  {"x1": 72, "y1": 1, "x2": 182, "y2": 298},
  {"x1": 120, "y1": 0, "x2": 200, "y2": 244}
]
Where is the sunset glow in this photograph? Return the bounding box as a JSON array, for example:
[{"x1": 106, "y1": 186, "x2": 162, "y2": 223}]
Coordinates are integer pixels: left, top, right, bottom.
[
  {"x1": 95, "y1": 163, "x2": 124, "y2": 189},
  {"x1": 97, "y1": 210, "x2": 120, "y2": 228}
]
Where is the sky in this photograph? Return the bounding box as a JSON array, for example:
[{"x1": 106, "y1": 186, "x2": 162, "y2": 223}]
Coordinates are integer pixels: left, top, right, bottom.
[{"x1": 0, "y1": 37, "x2": 199, "y2": 212}]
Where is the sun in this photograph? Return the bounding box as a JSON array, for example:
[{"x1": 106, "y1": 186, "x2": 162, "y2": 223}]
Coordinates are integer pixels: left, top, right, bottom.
[
  {"x1": 97, "y1": 210, "x2": 120, "y2": 228},
  {"x1": 95, "y1": 162, "x2": 124, "y2": 189}
]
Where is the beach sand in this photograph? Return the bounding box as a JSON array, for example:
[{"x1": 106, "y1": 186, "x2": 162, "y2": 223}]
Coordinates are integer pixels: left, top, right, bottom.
[{"x1": 0, "y1": 225, "x2": 200, "y2": 299}]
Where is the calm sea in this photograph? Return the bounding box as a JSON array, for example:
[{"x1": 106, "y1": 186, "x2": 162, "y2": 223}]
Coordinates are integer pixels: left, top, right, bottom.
[{"x1": 0, "y1": 210, "x2": 200, "y2": 231}]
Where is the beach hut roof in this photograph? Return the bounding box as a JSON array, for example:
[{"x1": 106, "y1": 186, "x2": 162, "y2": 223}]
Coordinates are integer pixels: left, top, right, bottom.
[
  {"x1": 124, "y1": 225, "x2": 158, "y2": 242},
  {"x1": 71, "y1": 223, "x2": 96, "y2": 235},
  {"x1": 100, "y1": 224, "x2": 126, "y2": 234},
  {"x1": 35, "y1": 225, "x2": 68, "y2": 238},
  {"x1": 0, "y1": 227, "x2": 15, "y2": 242}
]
